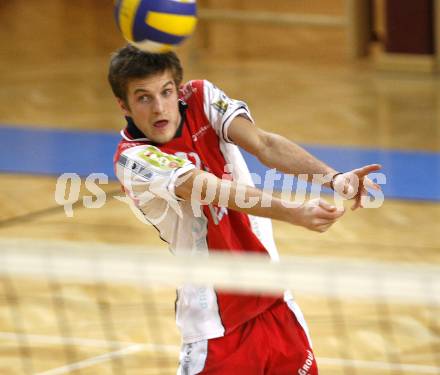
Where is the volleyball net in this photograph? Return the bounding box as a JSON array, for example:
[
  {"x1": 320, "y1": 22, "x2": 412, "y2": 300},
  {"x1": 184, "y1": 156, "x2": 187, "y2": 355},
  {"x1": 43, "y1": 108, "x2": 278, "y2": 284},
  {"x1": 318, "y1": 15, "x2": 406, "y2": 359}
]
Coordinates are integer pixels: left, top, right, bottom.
[{"x1": 0, "y1": 238, "x2": 439, "y2": 375}]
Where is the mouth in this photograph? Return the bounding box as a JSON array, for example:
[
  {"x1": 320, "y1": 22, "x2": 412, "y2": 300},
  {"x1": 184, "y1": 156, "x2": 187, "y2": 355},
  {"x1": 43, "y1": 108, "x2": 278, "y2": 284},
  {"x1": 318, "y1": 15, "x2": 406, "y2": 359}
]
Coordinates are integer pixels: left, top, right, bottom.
[{"x1": 153, "y1": 120, "x2": 169, "y2": 129}]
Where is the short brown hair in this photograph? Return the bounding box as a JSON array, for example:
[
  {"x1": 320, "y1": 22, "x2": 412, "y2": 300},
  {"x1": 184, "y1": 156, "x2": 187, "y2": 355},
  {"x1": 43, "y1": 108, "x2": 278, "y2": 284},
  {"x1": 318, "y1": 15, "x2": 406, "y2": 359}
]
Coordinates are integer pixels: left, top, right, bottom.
[{"x1": 108, "y1": 44, "x2": 183, "y2": 103}]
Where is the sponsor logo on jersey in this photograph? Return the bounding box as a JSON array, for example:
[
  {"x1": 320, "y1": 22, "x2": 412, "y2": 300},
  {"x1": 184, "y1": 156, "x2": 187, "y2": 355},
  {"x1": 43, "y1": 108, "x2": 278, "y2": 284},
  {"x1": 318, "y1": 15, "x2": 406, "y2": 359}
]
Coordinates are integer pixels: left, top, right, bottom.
[
  {"x1": 130, "y1": 162, "x2": 153, "y2": 180},
  {"x1": 119, "y1": 154, "x2": 154, "y2": 180},
  {"x1": 192, "y1": 124, "x2": 210, "y2": 142},
  {"x1": 137, "y1": 146, "x2": 187, "y2": 171},
  {"x1": 212, "y1": 98, "x2": 229, "y2": 115}
]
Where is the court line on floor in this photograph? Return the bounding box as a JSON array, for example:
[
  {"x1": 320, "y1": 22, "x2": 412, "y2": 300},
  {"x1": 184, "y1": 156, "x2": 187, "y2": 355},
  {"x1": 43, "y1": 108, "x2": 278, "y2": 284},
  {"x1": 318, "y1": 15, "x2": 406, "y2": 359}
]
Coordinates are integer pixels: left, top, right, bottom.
[
  {"x1": 35, "y1": 344, "x2": 144, "y2": 375},
  {"x1": 0, "y1": 331, "x2": 178, "y2": 353},
  {"x1": 1, "y1": 331, "x2": 438, "y2": 374},
  {"x1": 0, "y1": 188, "x2": 120, "y2": 229},
  {"x1": 0, "y1": 204, "x2": 81, "y2": 229}
]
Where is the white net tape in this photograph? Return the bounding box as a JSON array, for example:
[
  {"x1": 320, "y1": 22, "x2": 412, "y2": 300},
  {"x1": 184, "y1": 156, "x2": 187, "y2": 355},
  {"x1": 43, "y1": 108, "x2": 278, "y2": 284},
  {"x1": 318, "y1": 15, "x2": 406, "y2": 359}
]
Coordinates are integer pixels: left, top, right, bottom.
[{"x1": 1, "y1": 238, "x2": 439, "y2": 305}]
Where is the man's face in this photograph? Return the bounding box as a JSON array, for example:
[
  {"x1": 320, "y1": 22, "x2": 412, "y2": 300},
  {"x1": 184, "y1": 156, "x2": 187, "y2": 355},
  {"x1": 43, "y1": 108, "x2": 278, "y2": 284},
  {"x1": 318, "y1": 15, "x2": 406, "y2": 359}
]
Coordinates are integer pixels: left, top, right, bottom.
[{"x1": 119, "y1": 70, "x2": 181, "y2": 144}]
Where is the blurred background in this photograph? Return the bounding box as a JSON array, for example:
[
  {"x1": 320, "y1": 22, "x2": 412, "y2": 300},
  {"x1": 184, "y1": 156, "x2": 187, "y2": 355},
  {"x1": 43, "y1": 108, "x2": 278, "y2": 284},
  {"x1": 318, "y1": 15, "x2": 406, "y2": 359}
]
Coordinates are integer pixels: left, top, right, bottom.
[{"x1": 0, "y1": 1, "x2": 439, "y2": 374}]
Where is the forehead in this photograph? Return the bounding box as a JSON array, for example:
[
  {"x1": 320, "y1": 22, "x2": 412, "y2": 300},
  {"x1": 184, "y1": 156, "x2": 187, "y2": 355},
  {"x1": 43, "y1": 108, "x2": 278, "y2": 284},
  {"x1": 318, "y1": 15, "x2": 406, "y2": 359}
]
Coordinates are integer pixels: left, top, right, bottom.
[{"x1": 127, "y1": 70, "x2": 175, "y2": 95}]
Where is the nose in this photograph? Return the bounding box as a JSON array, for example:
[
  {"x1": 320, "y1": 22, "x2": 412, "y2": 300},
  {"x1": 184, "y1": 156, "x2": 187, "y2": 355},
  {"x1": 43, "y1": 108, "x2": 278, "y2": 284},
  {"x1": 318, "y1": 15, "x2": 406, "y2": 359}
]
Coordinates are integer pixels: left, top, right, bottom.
[{"x1": 152, "y1": 97, "x2": 164, "y2": 114}]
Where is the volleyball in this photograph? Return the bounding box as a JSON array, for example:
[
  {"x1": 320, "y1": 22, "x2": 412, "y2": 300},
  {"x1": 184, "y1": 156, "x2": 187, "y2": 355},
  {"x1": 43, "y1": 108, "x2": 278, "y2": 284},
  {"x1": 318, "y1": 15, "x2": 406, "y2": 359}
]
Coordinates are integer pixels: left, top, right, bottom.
[{"x1": 114, "y1": 0, "x2": 197, "y2": 53}]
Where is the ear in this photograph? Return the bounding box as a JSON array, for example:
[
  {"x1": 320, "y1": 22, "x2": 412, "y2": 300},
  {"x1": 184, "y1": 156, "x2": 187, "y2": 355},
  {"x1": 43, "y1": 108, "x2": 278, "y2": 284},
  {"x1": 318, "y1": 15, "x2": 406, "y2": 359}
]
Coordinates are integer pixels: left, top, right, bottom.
[{"x1": 117, "y1": 98, "x2": 131, "y2": 117}]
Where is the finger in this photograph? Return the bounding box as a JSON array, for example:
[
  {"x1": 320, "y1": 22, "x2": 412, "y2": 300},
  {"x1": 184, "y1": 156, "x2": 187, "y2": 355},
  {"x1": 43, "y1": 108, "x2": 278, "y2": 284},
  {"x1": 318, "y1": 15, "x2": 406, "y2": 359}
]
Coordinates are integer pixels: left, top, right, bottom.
[
  {"x1": 313, "y1": 218, "x2": 335, "y2": 228},
  {"x1": 351, "y1": 195, "x2": 362, "y2": 210},
  {"x1": 316, "y1": 207, "x2": 345, "y2": 220},
  {"x1": 315, "y1": 223, "x2": 333, "y2": 233},
  {"x1": 363, "y1": 176, "x2": 381, "y2": 191},
  {"x1": 351, "y1": 187, "x2": 367, "y2": 210},
  {"x1": 353, "y1": 164, "x2": 382, "y2": 178},
  {"x1": 317, "y1": 199, "x2": 336, "y2": 212},
  {"x1": 314, "y1": 216, "x2": 339, "y2": 226}
]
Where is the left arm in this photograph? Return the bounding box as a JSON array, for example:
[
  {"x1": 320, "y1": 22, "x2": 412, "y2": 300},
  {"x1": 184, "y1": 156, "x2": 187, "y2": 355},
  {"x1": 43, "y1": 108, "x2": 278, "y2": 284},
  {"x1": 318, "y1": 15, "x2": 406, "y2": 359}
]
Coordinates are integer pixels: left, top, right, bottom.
[
  {"x1": 228, "y1": 116, "x2": 381, "y2": 209},
  {"x1": 199, "y1": 79, "x2": 381, "y2": 210},
  {"x1": 228, "y1": 116, "x2": 337, "y2": 184}
]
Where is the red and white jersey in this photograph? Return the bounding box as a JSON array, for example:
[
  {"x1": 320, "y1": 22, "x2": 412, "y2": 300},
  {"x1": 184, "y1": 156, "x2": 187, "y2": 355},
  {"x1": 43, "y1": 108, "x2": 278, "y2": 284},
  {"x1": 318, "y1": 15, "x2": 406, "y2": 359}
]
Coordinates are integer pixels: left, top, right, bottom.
[{"x1": 114, "y1": 80, "x2": 287, "y2": 343}]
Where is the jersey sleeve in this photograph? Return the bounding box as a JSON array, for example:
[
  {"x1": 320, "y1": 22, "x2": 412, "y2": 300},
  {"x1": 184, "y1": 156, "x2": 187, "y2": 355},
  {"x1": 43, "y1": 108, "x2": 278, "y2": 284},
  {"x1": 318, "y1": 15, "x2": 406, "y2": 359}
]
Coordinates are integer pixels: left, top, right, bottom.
[
  {"x1": 115, "y1": 144, "x2": 195, "y2": 205},
  {"x1": 202, "y1": 80, "x2": 254, "y2": 143}
]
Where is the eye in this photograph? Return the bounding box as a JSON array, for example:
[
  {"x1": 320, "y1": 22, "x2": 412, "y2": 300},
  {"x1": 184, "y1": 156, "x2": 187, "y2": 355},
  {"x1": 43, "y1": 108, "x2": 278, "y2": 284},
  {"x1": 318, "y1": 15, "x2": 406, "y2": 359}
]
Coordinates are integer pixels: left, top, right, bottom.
[
  {"x1": 162, "y1": 88, "x2": 173, "y2": 97},
  {"x1": 138, "y1": 95, "x2": 151, "y2": 103}
]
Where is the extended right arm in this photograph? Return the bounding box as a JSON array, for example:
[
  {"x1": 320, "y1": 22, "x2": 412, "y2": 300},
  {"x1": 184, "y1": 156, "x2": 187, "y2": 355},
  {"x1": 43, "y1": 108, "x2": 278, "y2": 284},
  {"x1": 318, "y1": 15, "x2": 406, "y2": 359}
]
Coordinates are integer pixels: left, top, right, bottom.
[{"x1": 175, "y1": 169, "x2": 344, "y2": 233}]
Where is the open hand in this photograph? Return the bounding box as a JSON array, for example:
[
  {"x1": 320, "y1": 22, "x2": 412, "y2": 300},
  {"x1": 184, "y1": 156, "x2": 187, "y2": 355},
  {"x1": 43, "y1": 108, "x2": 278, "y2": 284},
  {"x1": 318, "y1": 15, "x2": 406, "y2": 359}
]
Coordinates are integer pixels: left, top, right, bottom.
[{"x1": 332, "y1": 164, "x2": 382, "y2": 210}]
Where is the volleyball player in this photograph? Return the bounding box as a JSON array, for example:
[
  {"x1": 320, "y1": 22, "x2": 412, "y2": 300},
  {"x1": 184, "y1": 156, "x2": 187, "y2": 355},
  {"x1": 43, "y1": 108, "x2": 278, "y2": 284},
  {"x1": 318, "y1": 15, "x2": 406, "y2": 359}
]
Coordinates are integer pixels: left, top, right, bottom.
[{"x1": 109, "y1": 45, "x2": 381, "y2": 374}]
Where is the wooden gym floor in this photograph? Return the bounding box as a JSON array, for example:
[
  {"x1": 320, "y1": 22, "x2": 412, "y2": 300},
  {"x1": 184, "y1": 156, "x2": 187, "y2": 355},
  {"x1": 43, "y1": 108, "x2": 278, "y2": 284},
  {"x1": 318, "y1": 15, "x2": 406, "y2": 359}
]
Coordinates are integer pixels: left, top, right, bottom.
[{"x1": 0, "y1": 1, "x2": 439, "y2": 374}]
